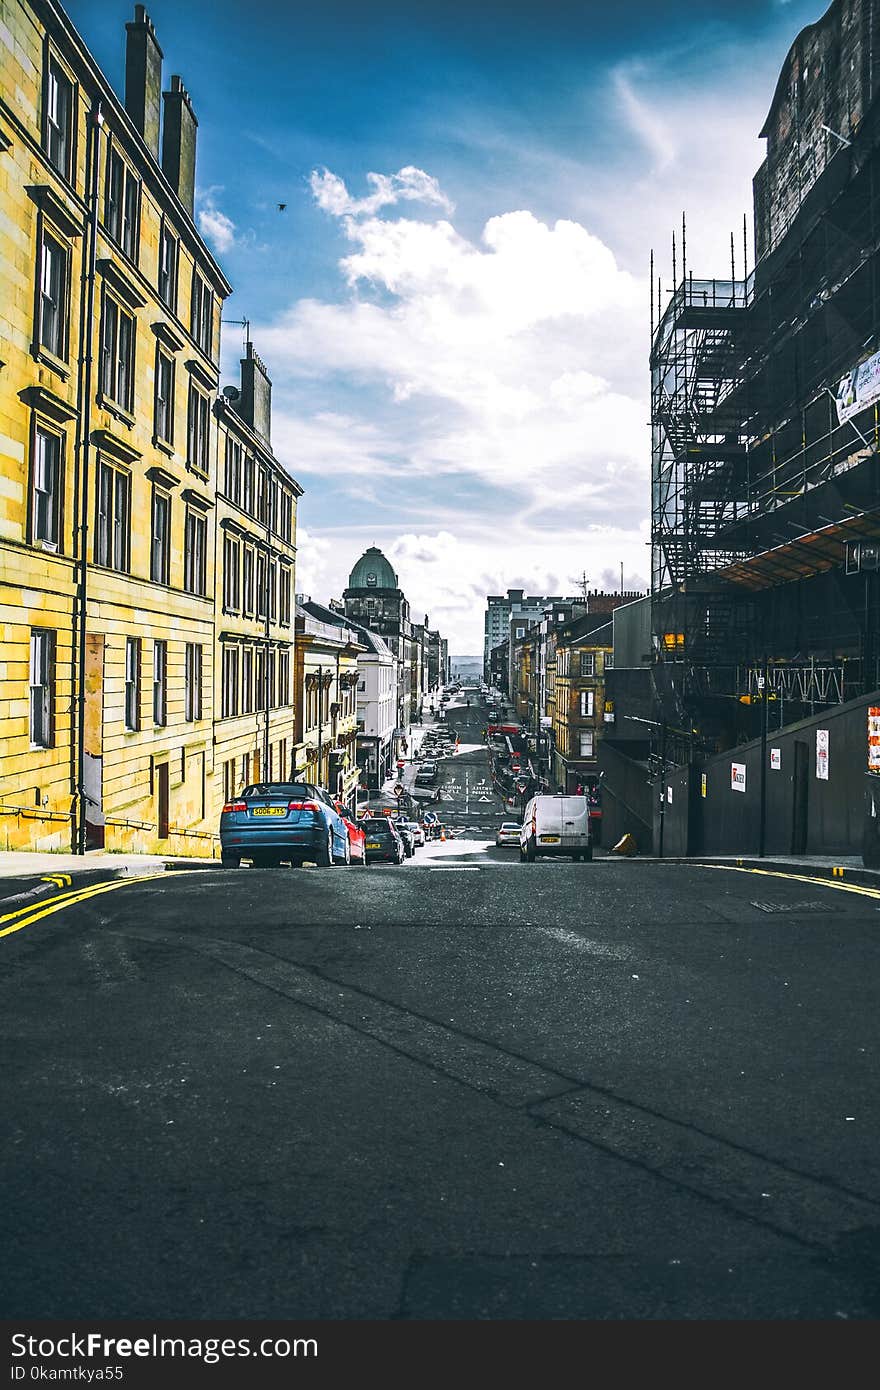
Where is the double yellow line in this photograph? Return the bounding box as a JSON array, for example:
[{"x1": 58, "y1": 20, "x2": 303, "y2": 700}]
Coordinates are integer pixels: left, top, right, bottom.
[
  {"x1": 0, "y1": 874, "x2": 165, "y2": 940},
  {"x1": 699, "y1": 862, "x2": 880, "y2": 902}
]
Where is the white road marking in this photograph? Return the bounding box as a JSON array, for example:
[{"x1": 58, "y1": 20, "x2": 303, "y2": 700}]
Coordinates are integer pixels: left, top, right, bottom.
[
  {"x1": 538, "y1": 927, "x2": 632, "y2": 959},
  {"x1": 424, "y1": 864, "x2": 481, "y2": 871}
]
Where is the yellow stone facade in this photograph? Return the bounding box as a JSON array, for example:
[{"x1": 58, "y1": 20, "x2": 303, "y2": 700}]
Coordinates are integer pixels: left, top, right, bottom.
[
  {"x1": 0, "y1": 0, "x2": 306, "y2": 857},
  {"x1": 553, "y1": 631, "x2": 613, "y2": 792},
  {"x1": 213, "y1": 369, "x2": 301, "y2": 809},
  {"x1": 294, "y1": 605, "x2": 364, "y2": 807}
]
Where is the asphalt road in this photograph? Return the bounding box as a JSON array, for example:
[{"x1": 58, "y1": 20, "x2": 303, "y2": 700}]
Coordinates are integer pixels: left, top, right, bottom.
[
  {"x1": 417, "y1": 696, "x2": 509, "y2": 839},
  {"x1": 2, "y1": 694, "x2": 880, "y2": 1321}
]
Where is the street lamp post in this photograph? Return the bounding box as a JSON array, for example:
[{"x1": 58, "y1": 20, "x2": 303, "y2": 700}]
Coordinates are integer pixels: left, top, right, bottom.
[
  {"x1": 759, "y1": 656, "x2": 768, "y2": 858},
  {"x1": 316, "y1": 663, "x2": 323, "y2": 788}
]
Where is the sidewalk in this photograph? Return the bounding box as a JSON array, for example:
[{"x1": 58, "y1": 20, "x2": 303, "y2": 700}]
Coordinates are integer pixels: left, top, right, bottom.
[
  {"x1": 0, "y1": 848, "x2": 217, "y2": 881},
  {"x1": 620, "y1": 851, "x2": 880, "y2": 888}
]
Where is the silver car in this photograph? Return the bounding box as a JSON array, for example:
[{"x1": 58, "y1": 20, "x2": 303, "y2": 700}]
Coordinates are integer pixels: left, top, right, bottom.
[
  {"x1": 495, "y1": 821, "x2": 521, "y2": 847},
  {"x1": 398, "y1": 818, "x2": 425, "y2": 848}
]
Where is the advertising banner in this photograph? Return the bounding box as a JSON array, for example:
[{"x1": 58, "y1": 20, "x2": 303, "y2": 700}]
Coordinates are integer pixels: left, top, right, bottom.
[
  {"x1": 836, "y1": 349, "x2": 880, "y2": 422},
  {"x1": 868, "y1": 707, "x2": 880, "y2": 773},
  {"x1": 770, "y1": 748, "x2": 781, "y2": 770},
  {"x1": 816, "y1": 729, "x2": 829, "y2": 780},
  {"x1": 731, "y1": 762, "x2": 746, "y2": 793}
]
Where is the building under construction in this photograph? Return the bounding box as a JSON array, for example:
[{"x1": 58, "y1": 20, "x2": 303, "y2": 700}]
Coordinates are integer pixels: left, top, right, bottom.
[{"x1": 651, "y1": 0, "x2": 880, "y2": 770}]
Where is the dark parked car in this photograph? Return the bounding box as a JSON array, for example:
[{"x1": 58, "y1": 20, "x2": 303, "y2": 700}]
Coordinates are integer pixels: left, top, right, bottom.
[
  {"x1": 395, "y1": 822, "x2": 416, "y2": 857},
  {"x1": 219, "y1": 782, "x2": 349, "y2": 868},
  {"x1": 359, "y1": 816, "x2": 405, "y2": 864}
]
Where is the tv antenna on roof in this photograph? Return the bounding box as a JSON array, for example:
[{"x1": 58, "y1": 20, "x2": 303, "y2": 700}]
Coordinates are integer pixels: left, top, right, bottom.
[
  {"x1": 221, "y1": 316, "x2": 251, "y2": 352},
  {"x1": 570, "y1": 570, "x2": 589, "y2": 601}
]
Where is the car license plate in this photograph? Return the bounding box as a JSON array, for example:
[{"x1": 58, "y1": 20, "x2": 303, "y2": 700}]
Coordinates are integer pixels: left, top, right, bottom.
[
  {"x1": 252, "y1": 807, "x2": 286, "y2": 817},
  {"x1": 540, "y1": 834, "x2": 560, "y2": 842},
  {"x1": 366, "y1": 841, "x2": 381, "y2": 849}
]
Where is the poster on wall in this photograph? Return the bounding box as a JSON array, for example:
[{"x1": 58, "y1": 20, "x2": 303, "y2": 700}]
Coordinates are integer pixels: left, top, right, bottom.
[
  {"x1": 836, "y1": 349, "x2": 880, "y2": 422},
  {"x1": 731, "y1": 762, "x2": 746, "y2": 793},
  {"x1": 770, "y1": 748, "x2": 781, "y2": 770},
  {"x1": 816, "y1": 729, "x2": 829, "y2": 780},
  {"x1": 701, "y1": 773, "x2": 707, "y2": 799},
  {"x1": 869, "y1": 707, "x2": 880, "y2": 773}
]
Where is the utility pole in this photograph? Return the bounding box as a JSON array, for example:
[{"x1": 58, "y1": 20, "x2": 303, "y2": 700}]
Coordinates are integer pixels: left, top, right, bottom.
[
  {"x1": 316, "y1": 663, "x2": 323, "y2": 788},
  {"x1": 263, "y1": 544, "x2": 270, "y2": 779},
  {"x1": 658, "y1": 718, "x2": 667, "y2": 858},
  {"x1": 759, "y1": 656, "x2": 768, "y2": 857}
]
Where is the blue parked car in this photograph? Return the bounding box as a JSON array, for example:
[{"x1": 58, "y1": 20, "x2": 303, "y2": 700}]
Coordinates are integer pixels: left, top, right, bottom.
[{"x1": 220, "y1": 781, "x2": 350, "y2": 868}]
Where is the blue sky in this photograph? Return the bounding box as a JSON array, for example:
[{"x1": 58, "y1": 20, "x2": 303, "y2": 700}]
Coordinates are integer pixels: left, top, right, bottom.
[{"x1": 69, "y1": 0, "x2": 822, "y2": 652}]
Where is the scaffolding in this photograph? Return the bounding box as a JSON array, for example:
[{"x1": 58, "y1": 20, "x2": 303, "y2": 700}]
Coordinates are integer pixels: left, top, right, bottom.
[
  {"x1": 651, "y1": 273, "x2": 752, "y2": 666},
  {"x1": 650, "y1": 98, "x2": 880, "y2": 748}
]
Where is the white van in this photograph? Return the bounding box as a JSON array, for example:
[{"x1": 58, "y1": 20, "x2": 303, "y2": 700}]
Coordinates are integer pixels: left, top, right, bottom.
[{"x1": 519, "y1": 793, "x2": 592, "y2": 862}]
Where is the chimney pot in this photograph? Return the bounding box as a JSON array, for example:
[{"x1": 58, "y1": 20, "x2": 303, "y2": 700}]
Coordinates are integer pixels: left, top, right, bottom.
[
  {"x1": 125, "y1": 4, "x2": 163, "y2": 159},
  {"x1": 161, "y1": 73, "x2": 198, "y2": 216},
  {"x1": 238, "y1": 341, "x2": 272, "y2": 443}
]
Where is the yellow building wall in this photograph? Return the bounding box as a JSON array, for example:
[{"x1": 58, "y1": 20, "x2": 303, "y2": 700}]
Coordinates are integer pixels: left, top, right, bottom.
[
  {"x1": 211, "y1": 410, "x2": 300, "y2": 822},
  {"x1": 0, "y1": 0, "x2": 229, "y2": 855}
]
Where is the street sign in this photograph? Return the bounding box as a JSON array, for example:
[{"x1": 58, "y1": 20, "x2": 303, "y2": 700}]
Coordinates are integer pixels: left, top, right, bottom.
[
  {"x1": 515, "y1": 779, "x2": 528, "y2": 794},
  {"x1": 394, "y1": 782, "x2": 405, "y2": 796}
]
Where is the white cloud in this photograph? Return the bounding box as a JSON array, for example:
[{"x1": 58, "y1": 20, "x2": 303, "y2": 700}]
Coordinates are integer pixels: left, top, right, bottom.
[
  {"x1": 198, "y1": 194, "x2": 237, "y2": 254},
  {"x1": 250, "y1": 167, "x2": 657, "y2": 647},
  {"x1": 292, "y1": 525, "x2": 333, "y2": 601},
  {"x1": 298, "y1": 525, "x2": 649, "y2": 654},
  {"x1": 613, "y1": 66, "x2": 677, "y2": 172},
  {"x1": 257, "y1": 186, "x2": 648, "y2": 535},
  {"x1": 310, "y1": 166, "x2": 454, "y2": 219}
]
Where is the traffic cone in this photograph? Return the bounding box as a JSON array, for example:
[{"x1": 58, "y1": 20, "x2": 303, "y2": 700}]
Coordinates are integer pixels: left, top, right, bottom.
[{"x1": 440, "y1": 827, "x2": 446, "y2": 841}]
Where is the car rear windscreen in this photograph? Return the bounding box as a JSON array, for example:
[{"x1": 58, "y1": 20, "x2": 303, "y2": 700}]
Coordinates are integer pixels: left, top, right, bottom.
[{"x1": 242, "y1": 783, "x2": 311, "y2": 800}]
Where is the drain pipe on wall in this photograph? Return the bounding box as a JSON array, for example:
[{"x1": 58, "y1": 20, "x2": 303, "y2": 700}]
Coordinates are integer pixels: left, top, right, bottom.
[{"x1": 73, "y1": 99, "x2": 103, "y2": 854}]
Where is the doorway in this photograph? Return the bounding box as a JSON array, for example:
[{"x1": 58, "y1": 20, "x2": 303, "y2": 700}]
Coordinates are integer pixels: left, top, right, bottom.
[
  {"x1": 83, "y1": 634, "x2": 105, "y2": 849},
  {"x1": 157, "y1": 762, "x2": 169, "y2": 840}
]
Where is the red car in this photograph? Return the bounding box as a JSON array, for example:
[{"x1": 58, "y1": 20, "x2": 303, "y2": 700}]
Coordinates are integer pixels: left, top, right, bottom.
[{"x1": 334, "y1": 800, "x2": 368, "y2": 866}]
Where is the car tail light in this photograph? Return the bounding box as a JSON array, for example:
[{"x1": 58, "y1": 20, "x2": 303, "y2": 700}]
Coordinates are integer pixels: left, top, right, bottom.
[
  {"x1": 288, "y1": 800, "x2": 321, "y2": 812},
  {"x1": 222, "y1": 801, "x2": 247, "y2": 813}
]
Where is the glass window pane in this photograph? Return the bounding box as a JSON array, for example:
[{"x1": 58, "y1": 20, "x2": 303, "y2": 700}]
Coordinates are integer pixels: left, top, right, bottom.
[{"x1": 33, "y1": 430, "x2": 60, "y2": 545}]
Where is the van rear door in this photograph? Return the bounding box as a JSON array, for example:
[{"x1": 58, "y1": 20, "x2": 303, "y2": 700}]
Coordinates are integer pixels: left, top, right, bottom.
[
  {"x1": 536, "y1": 797, "x2": 563, "y2": 844},
  {"x1": 559, "y1": 796, "x2": 590, "y2": 844}
]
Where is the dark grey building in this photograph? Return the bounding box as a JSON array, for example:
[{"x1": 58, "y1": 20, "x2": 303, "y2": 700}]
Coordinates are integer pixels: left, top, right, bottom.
[{"x1": 343, "y1": 547, "x2": 413, "y2": 734}]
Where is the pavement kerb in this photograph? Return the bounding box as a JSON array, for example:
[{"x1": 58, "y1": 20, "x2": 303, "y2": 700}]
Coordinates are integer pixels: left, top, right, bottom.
[
  {"x1": 0, "y1": 852, "x2": 221, "y2": 882},
  {"x1": 608, "y1": 854, "x2": 880, "y2": 889}
]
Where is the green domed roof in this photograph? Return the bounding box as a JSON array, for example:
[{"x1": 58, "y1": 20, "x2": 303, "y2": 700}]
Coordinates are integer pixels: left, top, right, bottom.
[{"x1": 347, "y1": 546, "x2": 398, "y2": 591}]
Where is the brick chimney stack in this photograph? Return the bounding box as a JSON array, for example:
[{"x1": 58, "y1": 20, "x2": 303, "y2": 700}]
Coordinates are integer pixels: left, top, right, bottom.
[
  {"x1": 125, "y1": 5, "x2": 163, "y2": 160},
  {"x1": 161, "y1": 74, "x2": 197, "y2": 215}
]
